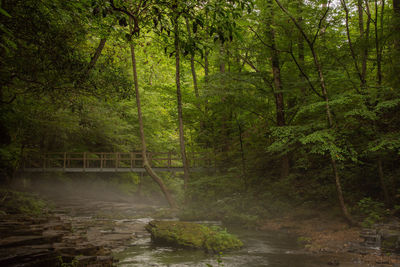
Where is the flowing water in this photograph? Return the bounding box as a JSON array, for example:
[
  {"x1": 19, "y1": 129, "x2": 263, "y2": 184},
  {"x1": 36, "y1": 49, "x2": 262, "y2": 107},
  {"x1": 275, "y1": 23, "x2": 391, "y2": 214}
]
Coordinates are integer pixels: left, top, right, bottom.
[
  {"x1": 22, "y1": 187, "x2": 366, "y2": 267},
  {"x1": 114, "y1": 221, "x2": 364, "y2": 267}
]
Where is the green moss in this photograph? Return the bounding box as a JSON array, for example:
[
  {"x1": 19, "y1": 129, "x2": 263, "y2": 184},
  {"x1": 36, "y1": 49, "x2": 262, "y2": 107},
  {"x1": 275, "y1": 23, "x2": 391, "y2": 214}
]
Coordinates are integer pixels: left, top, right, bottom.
[
  {"x1": 0, "y1": 188, "x2": 48, "y2": 215},
  {"x1": 145, "y1": 220, "x2": 243, "y2": 252},
  {"x1": 382, "y1": 236, "x2": 398, "y2": 251}
]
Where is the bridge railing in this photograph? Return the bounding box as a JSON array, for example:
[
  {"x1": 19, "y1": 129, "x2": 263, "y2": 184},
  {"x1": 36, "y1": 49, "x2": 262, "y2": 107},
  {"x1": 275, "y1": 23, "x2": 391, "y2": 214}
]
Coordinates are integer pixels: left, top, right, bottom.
[{"x1": 22, "y1": 151, "x2": 213, "y2": 171}]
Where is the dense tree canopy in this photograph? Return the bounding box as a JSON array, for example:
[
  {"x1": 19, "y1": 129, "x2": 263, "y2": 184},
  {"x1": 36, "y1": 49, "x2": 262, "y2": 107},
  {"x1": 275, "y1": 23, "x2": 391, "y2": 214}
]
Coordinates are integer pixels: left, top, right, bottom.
[{"x1": 1, "y1": 0, "x2": 400, "y2": 223}]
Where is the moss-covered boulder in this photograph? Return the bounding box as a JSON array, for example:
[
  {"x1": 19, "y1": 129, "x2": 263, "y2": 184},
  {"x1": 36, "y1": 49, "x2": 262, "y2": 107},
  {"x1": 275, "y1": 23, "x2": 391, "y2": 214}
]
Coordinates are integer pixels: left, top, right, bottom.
[{"x1": 145, "y1": 220, "x2": 243, "y2": 252}]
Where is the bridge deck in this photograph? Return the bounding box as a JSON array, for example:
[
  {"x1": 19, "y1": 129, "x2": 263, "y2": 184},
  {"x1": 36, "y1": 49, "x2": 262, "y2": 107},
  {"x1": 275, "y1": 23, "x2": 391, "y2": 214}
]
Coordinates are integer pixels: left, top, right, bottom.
[
  {"x1": 21, "y1": 167, "x2": 207, "y2": 173},
  {"x1": 21, "y1": 152, "x2": 213, "y2": 173}
]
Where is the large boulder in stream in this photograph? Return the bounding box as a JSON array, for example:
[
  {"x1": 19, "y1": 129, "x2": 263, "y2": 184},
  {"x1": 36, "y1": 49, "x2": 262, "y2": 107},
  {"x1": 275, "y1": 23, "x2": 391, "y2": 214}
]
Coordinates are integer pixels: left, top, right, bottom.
[{"x1": 145, "y1": 220, "x2": 243, "y2": 252}]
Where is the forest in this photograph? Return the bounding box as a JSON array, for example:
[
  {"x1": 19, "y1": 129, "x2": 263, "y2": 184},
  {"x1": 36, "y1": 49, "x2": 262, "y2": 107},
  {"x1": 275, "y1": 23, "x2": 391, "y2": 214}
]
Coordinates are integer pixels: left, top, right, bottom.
[{"x1": 1, "y1": 0, "x2": 400, "y2": 246}]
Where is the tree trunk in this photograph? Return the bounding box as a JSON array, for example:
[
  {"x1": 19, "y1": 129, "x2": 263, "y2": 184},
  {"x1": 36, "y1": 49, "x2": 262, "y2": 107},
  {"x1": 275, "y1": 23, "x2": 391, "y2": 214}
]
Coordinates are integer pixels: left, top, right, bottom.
[
  {"x1": 274, "y1": 0, "x2": 356, "y2": 225},
  {"x1": 357, "y1": 0, "x2": 368, "y2": 86},
  {"x1": 185, "y1": 18, "x2": 200, "y2": 101},
  {"x1": 76, "y1": 38, "x2": 106, "y2": 85},
  {"x1": 394, "y1": 0, "x2": 400, "y2": 49},
  {"x1": 129, "y1": 23, "x2": 177, "y2": 209},
  {"x1": 219, "y1": 45, "x2": 226, "y2": 73},
  {"x1": 236, "y1": 118, "x2": 248, "y2": 190},
  {"x1": 205, "y1": 49, "x2": 209, "y2": 80},
  {"x1": 374, "y1": 0, "x2": 383, "y2": 85},
  {"x1": 86, "y1": 38, "x2": 107, "y2": 76},
  {"x1": 331, "y1": 157, "x2": 354, "y2": 225},
  {"x1": 173, "y1": 13, "x2": 190, "y2": 193},
  {"x1": 267, "y1": 0, "x2": 289, "y2": 179},
  {"x1": 297, "y1": 0, "x2": 306, "y2": 96}
]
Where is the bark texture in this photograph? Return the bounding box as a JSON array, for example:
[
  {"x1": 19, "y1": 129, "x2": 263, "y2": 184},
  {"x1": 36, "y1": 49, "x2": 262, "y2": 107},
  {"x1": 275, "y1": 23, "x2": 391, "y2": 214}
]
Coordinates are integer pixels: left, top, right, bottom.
[
  {"x1": 173, "y1": 13, "x2": 190, "y2": 192},
  {"x1": 129, "y1": 22, "x2": 176, "y2": 208}
]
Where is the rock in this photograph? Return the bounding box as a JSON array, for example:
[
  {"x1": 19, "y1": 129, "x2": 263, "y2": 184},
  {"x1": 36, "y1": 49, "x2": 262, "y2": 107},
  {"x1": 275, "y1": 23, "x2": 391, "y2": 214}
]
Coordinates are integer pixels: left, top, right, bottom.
[
  {"x1": 379, "y1": 229, "x2": 400, "y2": 252},
  {"x1": 145, "y1": 220, "x2": 243, "y2": 252},
  {"x1": 0, "y1": 235, "x2": 56, "y2": 248},
  {"x1": 327, "y1": 258, "x2": 340, "y2": 265},
  {"x1": 0, "y1": 247, "x2": 59, "y2": 266}
]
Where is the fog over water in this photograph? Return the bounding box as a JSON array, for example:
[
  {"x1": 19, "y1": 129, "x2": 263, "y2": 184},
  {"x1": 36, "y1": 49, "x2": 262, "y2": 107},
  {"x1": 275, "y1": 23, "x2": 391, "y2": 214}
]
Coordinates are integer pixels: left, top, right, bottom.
[{"x1": 6, "y1": 174, "x2": 369, "y2": 267}]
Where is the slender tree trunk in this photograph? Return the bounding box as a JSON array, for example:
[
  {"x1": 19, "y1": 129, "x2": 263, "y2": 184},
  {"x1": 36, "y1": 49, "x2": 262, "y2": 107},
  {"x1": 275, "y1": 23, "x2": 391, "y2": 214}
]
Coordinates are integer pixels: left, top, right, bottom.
[
  {"x1": 173, "y1": 13, "x2": 190, "y2": 193},
  {"x1": 205, "y1": 49, "x2": 209, "y2": 80},
  {"x1": 237, "y1": 118, "x2": 248, "y2": 190},
  {"x1": 311, "y1": 47, "x2": 355, "y2": 225},
  {"x1": 314, "y1": 41, "x2": 356, "y2": 226},
  {"x1": 203, "y1": 48, "x2": 211, "y2": 148},
  {"x1": 267, "y1": 0, "x2": 289, "y2": 178},
  {"x1": 219, "y1": 45, "x2": 226, "y2": 73},
  {"x1": 357, "y1": 0, "x2": 368, "y2": 86},
  {"x1": 86, "y1": 38, "x2": 107, "y2": 76},
  {"x1": 76, "y1": 38, "x2": 106, "y2": 85},
  {"x1": 374, "y1": 0, "x2": 382, "y2": 85},
  {"x1": 129, "y1": 23, "x2": 176, "y2": 209},
  {"x1": 297, "y1": 0, "x2": 306, "y2": 96},
  {"x1": 394, "y1": 0, "x2": 400, "y2": 49},
  {"x1": 274, "y1": 0, "x2": 356, "y2": 225},
  {"x1": 185, "y1": 18, "x2": 200, "y2": 101}
]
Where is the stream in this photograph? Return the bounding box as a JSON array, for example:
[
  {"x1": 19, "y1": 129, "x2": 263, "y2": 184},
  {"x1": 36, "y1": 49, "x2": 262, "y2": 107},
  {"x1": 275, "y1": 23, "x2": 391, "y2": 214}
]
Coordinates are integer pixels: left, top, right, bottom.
[
  {"x1": 46, "y1": 196, "x2": 365, "y2": 267},
  {"x1": 114, "y1": 222, "x2": 362, "y2": 267},
  {"x1": 2, "y1": 188, "x2": 369, "y2": 267}
]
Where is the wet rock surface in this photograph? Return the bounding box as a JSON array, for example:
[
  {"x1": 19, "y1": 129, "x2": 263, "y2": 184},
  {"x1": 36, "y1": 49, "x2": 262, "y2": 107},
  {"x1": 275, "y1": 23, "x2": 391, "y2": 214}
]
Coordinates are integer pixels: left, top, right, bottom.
[{"x1": 0, "y1": 196, "x2": 160, "y2": 266}]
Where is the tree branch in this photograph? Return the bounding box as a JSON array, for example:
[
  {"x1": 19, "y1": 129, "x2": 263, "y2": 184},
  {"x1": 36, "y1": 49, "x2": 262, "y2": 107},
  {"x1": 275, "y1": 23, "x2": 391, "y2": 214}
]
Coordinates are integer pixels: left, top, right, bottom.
[{"x1": 311, "y1": 0, "x2": 331, "y2": 45}]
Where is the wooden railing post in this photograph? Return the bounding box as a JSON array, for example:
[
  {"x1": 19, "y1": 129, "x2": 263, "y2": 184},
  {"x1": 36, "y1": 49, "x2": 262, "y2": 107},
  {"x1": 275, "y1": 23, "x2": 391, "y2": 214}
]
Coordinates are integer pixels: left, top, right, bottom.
[{"x1": 24, "y1": 150, "x2": 211, "y2": 173}]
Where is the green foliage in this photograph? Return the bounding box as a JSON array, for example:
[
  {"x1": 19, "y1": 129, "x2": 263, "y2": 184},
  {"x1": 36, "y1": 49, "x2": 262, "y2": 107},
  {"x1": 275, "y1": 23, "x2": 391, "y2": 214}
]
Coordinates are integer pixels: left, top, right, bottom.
[
  {"x1": 355, "y1": 197, "x2": 389, "y2": 227},
  {"x1": 297, "y1": 236, "x2": 312, "y2": 246},
  {"x1": 0, "y1": 189, "x2": 48, "y2": 215},
  {"x1": 1, "y1": 0, "x2": 400, "y2": 227},
  {"x1": 58, "y1": 256, "x2": 79, "y2": 267},
  {"x1": 145, "y1": 220, "x2": 243, "y2": 252},
  {"x1": 181, "y1": 173, "x2": 262, "y2": 226}
]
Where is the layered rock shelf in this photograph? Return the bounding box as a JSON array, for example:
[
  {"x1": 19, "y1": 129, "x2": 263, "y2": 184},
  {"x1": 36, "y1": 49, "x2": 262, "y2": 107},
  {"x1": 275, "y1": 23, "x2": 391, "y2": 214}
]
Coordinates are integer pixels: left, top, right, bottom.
[{"x1": 0, "y1": 197, "x2": 158, "y2": 266}]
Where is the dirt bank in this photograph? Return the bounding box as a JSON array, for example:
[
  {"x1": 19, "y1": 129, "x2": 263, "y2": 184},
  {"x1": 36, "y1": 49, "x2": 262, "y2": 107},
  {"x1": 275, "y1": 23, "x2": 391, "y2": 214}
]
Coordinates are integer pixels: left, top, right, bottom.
[{"x1": 260, "y1": 212, "x2": 400, "y2": 266}]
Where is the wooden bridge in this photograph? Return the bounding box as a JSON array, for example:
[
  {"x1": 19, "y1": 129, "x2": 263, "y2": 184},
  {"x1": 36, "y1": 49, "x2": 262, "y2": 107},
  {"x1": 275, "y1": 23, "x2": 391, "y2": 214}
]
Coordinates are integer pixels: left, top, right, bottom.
[{"x1": 21, "y1": 152, "x2": 214, "y2": 173}]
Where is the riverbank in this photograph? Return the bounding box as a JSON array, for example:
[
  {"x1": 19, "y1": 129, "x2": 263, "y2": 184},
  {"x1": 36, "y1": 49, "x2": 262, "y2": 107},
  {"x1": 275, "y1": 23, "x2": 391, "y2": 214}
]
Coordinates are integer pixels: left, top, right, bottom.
[
  {"x1": 0, "y1": 188, "x2": 158, "y2": 266},
  {"x1": 260, "y1": 209, "x2": 400, "y2": 266}
]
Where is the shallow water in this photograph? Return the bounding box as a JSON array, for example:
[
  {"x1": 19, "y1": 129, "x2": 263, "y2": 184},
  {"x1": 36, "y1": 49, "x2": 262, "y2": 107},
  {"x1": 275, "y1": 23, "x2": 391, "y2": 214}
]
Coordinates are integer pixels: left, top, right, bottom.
[
  {"x1": 22, "y1": 191, "x2": 366, "y2": 267},
  {"x1": 114, "y1": 223, "x2": 365, "y2": 267}
]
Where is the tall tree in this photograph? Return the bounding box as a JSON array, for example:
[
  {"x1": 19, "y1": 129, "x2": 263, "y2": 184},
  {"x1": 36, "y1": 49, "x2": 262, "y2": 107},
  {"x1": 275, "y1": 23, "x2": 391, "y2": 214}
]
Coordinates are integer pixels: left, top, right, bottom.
[
  {"x1": 111, "y1": 0, "x2": 177, "y2": 208},
  {"x1": 274, "y1": 0, "x2": 357, "y2": 225},
  {"x1": 171, "y1": 1, "x2": 191, "y2": 193},
  {"x1": 266, "y1": 0, "x2": 289, "y2": 178}
]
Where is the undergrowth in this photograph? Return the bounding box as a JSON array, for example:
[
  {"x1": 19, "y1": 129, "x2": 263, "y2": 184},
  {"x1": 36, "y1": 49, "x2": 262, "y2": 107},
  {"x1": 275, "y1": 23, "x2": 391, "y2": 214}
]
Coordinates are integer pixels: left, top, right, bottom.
[{"x1": 0, "y1": 188, "x2": 49, "y2": 215}]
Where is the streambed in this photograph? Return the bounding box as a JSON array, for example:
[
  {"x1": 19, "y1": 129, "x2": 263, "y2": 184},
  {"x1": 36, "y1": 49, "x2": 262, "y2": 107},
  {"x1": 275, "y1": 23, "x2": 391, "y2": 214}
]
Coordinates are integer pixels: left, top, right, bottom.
[
  {"x1": 1, "y1": 191, "x2": 370, "y2": 267},
  {"x1": 114, "y1": 223, "x2": 364, "y2": 267}
]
